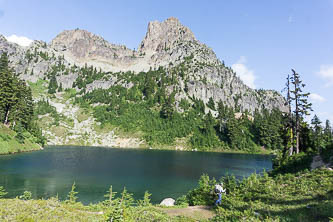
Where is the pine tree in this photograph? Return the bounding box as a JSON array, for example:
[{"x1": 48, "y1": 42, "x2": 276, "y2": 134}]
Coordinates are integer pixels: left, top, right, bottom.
[
  {"x1": 290, "y1": 69, "x2": 312, "y2": 154},
  {"x1": 253, "y1": 109, "x2": 284, "y2": 150},
  {"x1": 67, "y1": 182, "x2": 78, "y2": 204},
  {"x1": 311, "y1": 115, "x2": 324, "y2": 151},
  {"x1": 143, "y1": 71, "x2": 155, "y2": 100},
  {"x1": 48, "y1": 75, "x2": 58, "y2": 94},
  {"x1": 217, "y1": 101, "x2": 226, "y2": 132},
  {"x1": 160, "y1": 95, "x2": 174, "y2": 119},
  {"x1": 207, "y1": 97, "x2": 216, "y2": 111},
  {"x1": 10, "y1": 80, "x2": 34, "y2": 129},
  {"x1": 217, "y1": 100, "x2": 232, "y2": 141},
  {"x1": 0, "y1": 53, "x2": 19, "y2": 125},
  {"x1": 0, "y1": 53, "x2": 42, "y2": 144},
  {"x1": 323, "y1": 120, "x2": 333, "y2": 146},
  {"x1": 0, "y1": 186, "x2": 7, "y2": 198},
  {"x1": 58, "y1": 83, "x2": 63, "y2": 92}
]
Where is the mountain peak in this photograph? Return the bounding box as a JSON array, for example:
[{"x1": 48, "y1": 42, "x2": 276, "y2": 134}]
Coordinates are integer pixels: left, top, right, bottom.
[
  {"x1": 50, "y1": 29, "x2": 107, "y2": 53},
  {"x1": 49, "y1": 28, "x2": 135, "y2": 69},
  {"x1": 138, "y1": 17, "x2": 196, "y2": 53}
]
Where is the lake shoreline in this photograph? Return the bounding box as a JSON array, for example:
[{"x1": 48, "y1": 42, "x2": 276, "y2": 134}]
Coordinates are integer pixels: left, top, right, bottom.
[
  {"x1": 0, "y1": 142, "x2": 274, "y2": 156},
  {"x1": 44, "y1": 144, "x2": 275, "y2": 156},
  {"x1": 0, "y1": 144, "x2": 43, "y2": 156},
  {"x1": 1, "y1": 140, "x2": 275, "y2": 156}
]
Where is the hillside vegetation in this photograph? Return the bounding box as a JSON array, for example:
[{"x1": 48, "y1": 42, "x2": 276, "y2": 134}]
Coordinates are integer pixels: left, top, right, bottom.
[{"x1": 0, "y1": 124, "x2": 40, "y2": 154}]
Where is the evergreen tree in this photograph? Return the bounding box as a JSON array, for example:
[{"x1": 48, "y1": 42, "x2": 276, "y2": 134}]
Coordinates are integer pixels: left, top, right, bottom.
[
  {"x1": 0, "y1": 53, "x2": 44, "y2": 145},
  {"x1": 67, "y1": 182, "x2": 78, "y2": 204},
  {"x1": 299, "y1": 121, "x2": 313, "y2": 152},
  {"x1": 290, "y1": 69, "x2": 312, "y2": 154},
  {"x1": 190, "y1": 111, "x2": 220, "y2": 149},
  {"x1": 143, "y1": 71, "x2": 155, "y2": 100},
  {"x1": 10, "y1": 80, "x2": 34, "y2": 129},
  {"x1": 0, "y1": 53, "x2": 19, "y2": 125},
  {"x1": 253, "y1": 109, "x2": 284, "y2": 150},
  {"x1": 193, "y1": 98, "x2": 205, "y2": 115},
  {"x1": 160, "y1": 96, "x2": 174, "y2": 119},
  {"x1": 323, "y1": 119, "x2": 332, "y2": 146},
  {"x1": 311, "y1": 115, "x2": 324, "y2": 151},
  {"x1": 58, "y1": 83, "x2": 63, "y2": 92},
  {"x1": 207, "y1": 97, "x2": 216, "y2": 111},
  {"x1": 217, "y1": 100, "x2": 232, "y2": 141},
  {"x1": 48, "y1": 75, "x2": 58, "y2": 94}
]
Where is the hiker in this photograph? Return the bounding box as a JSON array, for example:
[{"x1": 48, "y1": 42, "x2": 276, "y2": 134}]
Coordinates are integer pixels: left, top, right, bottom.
[{"x1": 214, "y1": 183, "x2": 226, "y2": 206}]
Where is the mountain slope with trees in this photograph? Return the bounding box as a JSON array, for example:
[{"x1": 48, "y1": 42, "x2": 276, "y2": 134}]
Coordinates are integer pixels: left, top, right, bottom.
[{"x1": 0, "y1": 18, "x2": 331, "y2": 153}]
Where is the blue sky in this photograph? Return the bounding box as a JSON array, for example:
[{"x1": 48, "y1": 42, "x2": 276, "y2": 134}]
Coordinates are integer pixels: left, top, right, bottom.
[{"x1": 0, "y1": 0, "x2": 332, "y2": 124}]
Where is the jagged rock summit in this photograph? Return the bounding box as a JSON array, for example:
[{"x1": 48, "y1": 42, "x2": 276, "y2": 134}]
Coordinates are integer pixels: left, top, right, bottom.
[
  {"x1": 50, "y1": 29, "x2": 137, "y2": 72},
  {"x1": 139, "y1": 17, "x2": 196, "y2": 53}
]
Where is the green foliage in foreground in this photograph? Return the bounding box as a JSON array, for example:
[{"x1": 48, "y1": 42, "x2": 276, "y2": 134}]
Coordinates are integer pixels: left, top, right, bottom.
[
  {"x1": 271, "y1": 152, "x2": 314, "y2": 175},
  {"x1": 0, "y1": 186, "x2": 7, "y2": 198},
  {"x1": 0, "y1": 187, "x2": 196, "y2": 222},
  {"x1": 0, "y1": 163, "x2": 332, "y2": 221},
  {"x1": 178, "y1": 167, "x2": 333, "y2": 221}
]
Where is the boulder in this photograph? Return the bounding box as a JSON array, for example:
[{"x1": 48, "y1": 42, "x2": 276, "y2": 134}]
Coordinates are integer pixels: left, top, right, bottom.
[{"x1": 160, "y1": 198, "x2": 175, "y2": 206}]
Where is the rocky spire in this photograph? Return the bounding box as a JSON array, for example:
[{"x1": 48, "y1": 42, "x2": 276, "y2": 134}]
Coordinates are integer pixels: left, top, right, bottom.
[{"x1": 138, "y1": 17, "x2": 196, "y2": 53}]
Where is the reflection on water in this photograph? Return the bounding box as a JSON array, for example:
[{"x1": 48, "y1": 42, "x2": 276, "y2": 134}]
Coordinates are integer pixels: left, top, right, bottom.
[{"x1": 0, "y1": 146, "x2": 272, "y2": 204}]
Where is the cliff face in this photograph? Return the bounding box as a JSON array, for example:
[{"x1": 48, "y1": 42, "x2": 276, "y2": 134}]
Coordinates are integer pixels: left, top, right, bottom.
[{"x1": 0, "y1": 17, "x2": 288, "y2": 114}]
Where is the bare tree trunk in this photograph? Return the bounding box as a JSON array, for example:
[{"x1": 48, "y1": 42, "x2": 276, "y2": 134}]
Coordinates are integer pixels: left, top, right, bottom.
[
  {"x1": 3, "y1": 106, "x2": 10, "y2": 126},
  {"x1": 286, "y1": 74, "x2": 293, "y2": 156},
  {"x1": 294, "y1": 75, "x2": 299, "y2": 154},
  {"x1": 296, "y1": 131, "x2": 299, "y2": 154},
  {"x1": 289, "y1": 146, "x2": 293, "y2": 156}
]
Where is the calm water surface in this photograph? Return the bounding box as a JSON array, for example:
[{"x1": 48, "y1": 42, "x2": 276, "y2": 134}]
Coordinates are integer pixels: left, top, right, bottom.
[{"x1": 0, "y1": 146, "x2": 272, "y2": 204}]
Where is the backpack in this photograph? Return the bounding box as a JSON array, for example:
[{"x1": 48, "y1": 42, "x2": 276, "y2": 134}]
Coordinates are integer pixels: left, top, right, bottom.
[{"x1": 215, "y1": 184, "x2": 223, "y2": 193}]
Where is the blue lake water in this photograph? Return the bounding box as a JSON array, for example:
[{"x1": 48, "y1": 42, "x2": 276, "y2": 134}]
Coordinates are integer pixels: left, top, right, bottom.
[{"x1": 0, "y1": 146, "x2": 272, "y2": 204}]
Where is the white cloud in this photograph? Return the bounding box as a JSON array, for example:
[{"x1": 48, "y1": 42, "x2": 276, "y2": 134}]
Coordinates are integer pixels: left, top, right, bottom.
[
  {"x1": 317, "y1": 65, "x2": 333, "y2": 87},
  {"x1": 232, "y1": 56, "x2": 256, "y2": 89},
  {"x1": 309, "y1": 93, "x2": 326, "y2": 103},
  {"x1": 5, "y1": 34, "x2": 33, "y2": 47}
]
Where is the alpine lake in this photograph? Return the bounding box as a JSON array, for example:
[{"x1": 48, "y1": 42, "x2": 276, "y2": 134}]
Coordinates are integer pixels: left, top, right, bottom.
[{"x1": 0, "y1": 146, "x2": 273, "y2": 204}]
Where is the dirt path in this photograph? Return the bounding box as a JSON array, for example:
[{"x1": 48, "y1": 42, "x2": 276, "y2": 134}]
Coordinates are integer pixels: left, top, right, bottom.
[{"x1": 160, "y1": 205, "x2": 215, "y2": 220}]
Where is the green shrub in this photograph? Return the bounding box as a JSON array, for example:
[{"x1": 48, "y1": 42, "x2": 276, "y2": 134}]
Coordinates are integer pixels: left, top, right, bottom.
[
  {"x1": 175, "y1": 195, "x2": 189, "y2": 207},
  {"x1": 271, "y1": 152, "x2": 314, "y2": 175},
  {"x1": 0, "y1": 133, "x2": 11, "y2": 141},
  {"x1": 66, "y1": 182, "x2": 78, "y2": 204},
  {"x1": 186, "y1": 174, "x2": 216, "y2": 206},
  {"x1": 312, "y1": 200, "x2": 333, "y2": 218},
  {"x1": 321, "y1": 143, "x2": 333, "y2": 164},
  {"x1": 137, "y1": 191, "x2": 152, "y2": 207},
  {"x1": 0, "y1": 186, "x2": 7, "y2": 198},
  {"x1": 19, "y1": 191, "x2": 32, "y2": 200}
]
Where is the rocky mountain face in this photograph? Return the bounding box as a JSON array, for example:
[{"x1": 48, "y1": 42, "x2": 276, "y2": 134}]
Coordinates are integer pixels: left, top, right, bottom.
[
  {"x1": 0, "y1": 17, "x2": 290, "y2": 147},
  {"x1": 0, "y1": 17, "x2": 288, "y2": 115}
]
